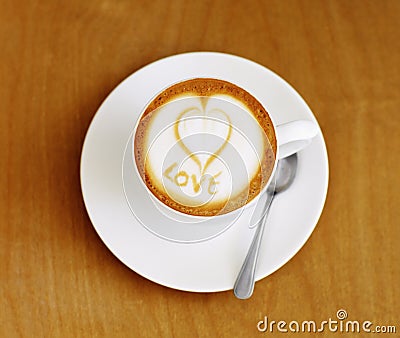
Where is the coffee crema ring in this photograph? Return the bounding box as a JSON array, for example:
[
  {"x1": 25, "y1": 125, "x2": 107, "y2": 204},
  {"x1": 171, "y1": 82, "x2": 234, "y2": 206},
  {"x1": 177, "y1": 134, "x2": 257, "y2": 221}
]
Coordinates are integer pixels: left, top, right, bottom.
[{"x1": 134, "y1": 78, "x2": 276, "y2": 216}]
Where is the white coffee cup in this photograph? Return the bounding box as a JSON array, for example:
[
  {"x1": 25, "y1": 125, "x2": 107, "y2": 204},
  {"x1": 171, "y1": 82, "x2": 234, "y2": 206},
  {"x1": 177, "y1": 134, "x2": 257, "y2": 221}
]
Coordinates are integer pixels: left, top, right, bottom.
[{"x1": 124, "y1": 78, "x2": 318, "y2": 242}]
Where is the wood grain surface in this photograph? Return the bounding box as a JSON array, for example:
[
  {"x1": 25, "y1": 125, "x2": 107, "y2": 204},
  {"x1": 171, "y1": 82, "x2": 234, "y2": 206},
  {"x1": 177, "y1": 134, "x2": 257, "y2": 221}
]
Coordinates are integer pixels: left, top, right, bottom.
[{"x1": 1, "y1": 1, "x2": 399, "y2": 337}]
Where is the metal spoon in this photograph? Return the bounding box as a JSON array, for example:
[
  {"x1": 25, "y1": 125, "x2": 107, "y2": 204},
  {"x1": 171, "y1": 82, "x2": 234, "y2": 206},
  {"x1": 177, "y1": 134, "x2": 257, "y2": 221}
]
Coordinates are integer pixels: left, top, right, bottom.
[{"x1": 233, "y1": 153, "x2": 298, "y2": 299}]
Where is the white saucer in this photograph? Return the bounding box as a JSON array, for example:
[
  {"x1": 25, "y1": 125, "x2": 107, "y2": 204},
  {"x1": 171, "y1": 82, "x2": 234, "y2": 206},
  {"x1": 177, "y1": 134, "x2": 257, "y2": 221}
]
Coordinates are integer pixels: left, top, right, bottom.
[{"x1": 80, "y1": 52, "x2": 329, "y2": 292}]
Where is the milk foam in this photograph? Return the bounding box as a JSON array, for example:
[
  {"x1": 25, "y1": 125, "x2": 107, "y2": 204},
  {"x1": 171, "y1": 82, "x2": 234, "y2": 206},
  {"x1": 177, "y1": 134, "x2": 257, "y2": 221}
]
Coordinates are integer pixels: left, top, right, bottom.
[{"x1": 142, "y1": 95, "x2": 268, "y2": 209}]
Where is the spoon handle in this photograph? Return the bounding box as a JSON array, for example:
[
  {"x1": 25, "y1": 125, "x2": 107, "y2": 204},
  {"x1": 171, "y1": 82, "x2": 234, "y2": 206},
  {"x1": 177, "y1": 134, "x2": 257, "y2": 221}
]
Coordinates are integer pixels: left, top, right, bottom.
[{"x1": 233, "y1": 196, "x2": 274, "y2": 299}]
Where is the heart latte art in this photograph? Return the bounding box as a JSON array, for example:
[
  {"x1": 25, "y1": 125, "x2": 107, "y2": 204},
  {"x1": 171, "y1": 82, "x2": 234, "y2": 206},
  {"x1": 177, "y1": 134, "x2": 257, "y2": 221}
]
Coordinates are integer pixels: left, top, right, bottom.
[{"x1": 134, "y1": 79, "x2": 276, "y2": 216}]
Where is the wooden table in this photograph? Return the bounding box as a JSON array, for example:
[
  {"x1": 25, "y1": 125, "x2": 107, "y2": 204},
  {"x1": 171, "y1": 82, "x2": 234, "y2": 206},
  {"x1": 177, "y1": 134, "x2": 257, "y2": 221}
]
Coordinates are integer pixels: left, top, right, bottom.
[{"x1": 1, "y1": 1, "x2": 399, "y2": 337}]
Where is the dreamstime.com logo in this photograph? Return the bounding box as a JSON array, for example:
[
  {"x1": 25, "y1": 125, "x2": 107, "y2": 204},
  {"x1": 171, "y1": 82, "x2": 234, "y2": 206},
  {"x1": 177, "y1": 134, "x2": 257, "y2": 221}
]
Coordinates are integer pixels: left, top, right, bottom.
[{"x1": 257, "y1": 309, "x2": 397, "y2": 334}]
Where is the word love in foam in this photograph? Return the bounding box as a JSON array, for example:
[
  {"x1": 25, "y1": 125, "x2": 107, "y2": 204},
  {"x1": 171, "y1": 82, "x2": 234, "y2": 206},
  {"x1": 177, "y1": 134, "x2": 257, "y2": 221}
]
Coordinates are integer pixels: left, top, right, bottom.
[
  {"x1": 162, "y1": 99, "x2": 233, "y2": 196},
  {"x1": 163, "y1": 163, "x2": 221, "y2": 195}
]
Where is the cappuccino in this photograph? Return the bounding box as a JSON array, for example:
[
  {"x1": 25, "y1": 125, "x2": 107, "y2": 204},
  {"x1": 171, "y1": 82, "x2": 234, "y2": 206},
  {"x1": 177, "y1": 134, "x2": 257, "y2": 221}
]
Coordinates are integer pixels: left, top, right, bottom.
[{"x1": 134, "y1": 78, "x2": 276, "y2": 216}]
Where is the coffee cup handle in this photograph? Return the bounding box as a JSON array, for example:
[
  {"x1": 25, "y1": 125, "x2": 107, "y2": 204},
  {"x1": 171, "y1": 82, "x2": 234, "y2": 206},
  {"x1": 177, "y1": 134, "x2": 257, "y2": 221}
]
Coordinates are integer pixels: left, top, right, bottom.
[{"x1": 275, "y1": 120, "x2": 319, "y2": 159}]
